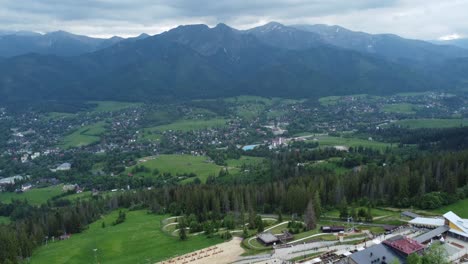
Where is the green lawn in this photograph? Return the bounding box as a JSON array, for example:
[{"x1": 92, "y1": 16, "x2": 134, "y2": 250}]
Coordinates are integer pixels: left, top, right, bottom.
[
  {"x1": 0, "y1": 185, "x2": 64, "y2": 205},
  {"x1": 143, "y1": 118, "x2": 227, "y2": 133},
  {"x1": 45, "y1": 112, "x2": 77, "y2": 120},
  {"x1": 60, "y1": 122, "x2": 106, "y2": 148},
  {"x1": 0, "y1": 216, "x2": 10, "y2": 225},
  {"x1": 324, "y1": 207, "x2": 395, "y2": 218},
  {"x1": 308, "y1": 135, "x2": 393, "y2": 151},
  {"x1": 430, "y1": 199, "x2": 468, "y2": 218},
  {"x1": 382, "y1": 103, "x2": 421, "y2": 114},
  {"x1": 88, "y1": 101, "x2": 142, "y2": 112},
  {"x1": 391, "y1": 118, "x2": 468, "y2": 129},
  {"x1": 127, "y1": 155, "x2": 224, "y2": 183},
  {"x1": 318, "y1": 94, "x2": 378, "y2": 106},
  {"x1": 30, "y1": 210, "x2": 223, "y2": 264}
]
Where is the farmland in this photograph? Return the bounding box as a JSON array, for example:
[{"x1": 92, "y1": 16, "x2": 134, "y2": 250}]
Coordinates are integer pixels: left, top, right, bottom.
[{"x1": 30, "y1": 210, "x2": 223, "y2": 264}]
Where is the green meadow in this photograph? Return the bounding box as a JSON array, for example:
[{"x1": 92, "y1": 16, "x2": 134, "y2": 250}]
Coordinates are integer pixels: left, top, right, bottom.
[
  {"x1": 382, "y1": 103, "x2": 421, "y2": 114},
  {"x1": 0, "y1": 185, "x2": 64, "y2": 205},
  {"x1": 0, "y1": 216, "x2": 10, "y2": 224},
  {"x1": 127, "y1": 155, "x2": 224, "y2": 182},
  {"x1": 60, "y1": 122, "x2": 107, "y2": 148},
  {"x1": 392, "y1": 118, "x2": 468, "y2": 129},
  {"x1": 430, "y1": 198, "x2": 468, "y2": 218},
  {"x1": 30, "y1": 210, "x2": 223, "y2": 264},
  {"x1": 308, "y1": 135, "x2": 393, "y2": 151}
]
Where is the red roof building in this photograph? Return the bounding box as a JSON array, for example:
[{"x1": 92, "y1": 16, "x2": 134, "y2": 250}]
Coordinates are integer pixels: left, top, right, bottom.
[{"x1": 382, "y1": 235, "x2": 425, "y2": 256}]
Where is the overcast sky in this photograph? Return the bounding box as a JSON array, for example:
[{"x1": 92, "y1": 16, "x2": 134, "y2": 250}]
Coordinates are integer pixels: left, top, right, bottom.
[{"x1": 0, "y1": 0, "x2": 466, "y2": 40}]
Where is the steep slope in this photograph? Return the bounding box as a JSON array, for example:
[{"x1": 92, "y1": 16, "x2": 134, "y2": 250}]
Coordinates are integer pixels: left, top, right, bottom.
[
  {"x1": 0, "y1": 23, "x2": 440, "y2": 103},
  {"x1": 433, "y1": 39, "x2": 468, "y2": 50}
]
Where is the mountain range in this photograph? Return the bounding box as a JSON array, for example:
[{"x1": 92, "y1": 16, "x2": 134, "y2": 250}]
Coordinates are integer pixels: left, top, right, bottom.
[{"x1": 0, "y1": 22, "x2": 467, "y2": 104}]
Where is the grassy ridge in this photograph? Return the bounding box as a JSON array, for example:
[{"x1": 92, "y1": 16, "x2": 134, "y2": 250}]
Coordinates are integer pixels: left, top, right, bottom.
[{"x1": 30, "y1": 210, "x2": 223, "y2": 264}]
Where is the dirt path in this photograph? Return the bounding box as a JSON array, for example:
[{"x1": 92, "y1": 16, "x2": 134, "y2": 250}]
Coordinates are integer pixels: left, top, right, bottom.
[{"x1": 156, "y1": 237, "x2": 244, "y2": 264}]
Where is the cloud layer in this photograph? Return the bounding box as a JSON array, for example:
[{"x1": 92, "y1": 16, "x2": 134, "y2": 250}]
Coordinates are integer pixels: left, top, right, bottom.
[{"x1": 0, "y1": 0, "x2": 466, "y2": 40}]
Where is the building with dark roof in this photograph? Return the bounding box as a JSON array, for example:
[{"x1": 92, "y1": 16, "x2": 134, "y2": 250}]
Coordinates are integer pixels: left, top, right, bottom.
[
  {"x1": 348, "y1": 236, "x2": 425, "y2": 264},
  {"x1": 321, "y1": 226, "x2": 345, "y2": 233},
  {"x1": 257, "y1": 232, "x2": 279, "y2": 246},
  {"x1": 348, "y1": 244, "x2": 406, "y2": 264},
  {"x1": 401, "y1": 211, "x2": 421, "y2": 219}
]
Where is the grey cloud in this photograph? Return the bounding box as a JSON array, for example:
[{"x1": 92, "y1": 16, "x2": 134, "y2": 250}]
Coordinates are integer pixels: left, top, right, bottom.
[{"x1": 0, "y1": 0, "x2": 466, "y2": 39}]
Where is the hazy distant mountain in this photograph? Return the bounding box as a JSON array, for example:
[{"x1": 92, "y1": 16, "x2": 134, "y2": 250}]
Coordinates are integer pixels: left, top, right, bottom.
[
  {"x1": 292, "y1": 24, "x2": 468, "y2": 63},
  {"x1": 0, "y1": 31, "x2": 128, "y2": 57},
  {"x1": 432, "y1": 39, "x2": 468, "y2": 50},
  {"x1": 0, "y1": 23, "x2": 442, "y2": 103}
]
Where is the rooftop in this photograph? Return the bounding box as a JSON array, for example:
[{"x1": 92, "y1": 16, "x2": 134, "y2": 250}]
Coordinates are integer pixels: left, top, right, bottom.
[
  {"x1": 257, "y1": 232, "x2": 279, "y2": 244},
  {"x1": 383, "y1": 235, "x2": 425, "y2": 255},
  {"x1": 401, "y1": 211, "x2": 421, "y2": 219},
  {"x1": 409, "y1": 217, "x2": 445, "y2": 227},
  {"x1": 349, "y1": 243, "x2": 405, "y2": 264},
  {"x1": 414, "y1": 225, "x2": 450, "y2": 244}
]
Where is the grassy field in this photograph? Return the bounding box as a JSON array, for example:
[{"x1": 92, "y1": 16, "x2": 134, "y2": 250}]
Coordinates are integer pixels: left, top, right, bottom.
[
  {"x1": 430, "y1": 199, "x2": 468, "y2": 218},
  {"x1": 392, "y1": 118, "x2": 468, "y2": 129},
  {"x1": 308, "y1": 135, "x2": 393, "y2": 151},
  {"x1": 318, "y1": 94, "x2": 378, "y2": 106},
  {"x1": 30, "y1": 210, "x2": 223, "y2": 264},
  {"x1": 127, "y1": 155, "x2": 224, "y2": 183},
  {"x1": 0, "y1": 185, "x2": 63, "y2": 205},
  {"x1": 324, "y1": 207, "x2": 396, "y2": 219},
  {"x1": 144, "y1": 118, "x2": 227, "y2": 133},
  {"x1": 60, "y1": 122, "x2": 106, "y2": 148},
  {"x1": 88, "y1": 101, "x2": 142, "y2": 112},
  {"x1": 45, "y1": 112, "x2": 77, "y2": 120},
  {"x1": 382, "y1": 103, "x2": 421, "y2": 114},
  {"x1": 0, "y1": 216, "x2": 10, "y2": 224}
]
